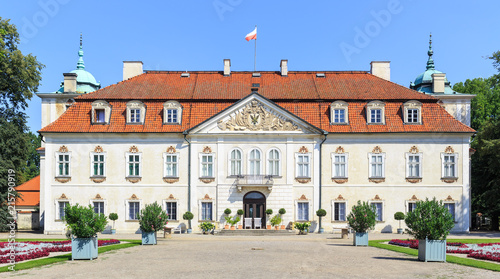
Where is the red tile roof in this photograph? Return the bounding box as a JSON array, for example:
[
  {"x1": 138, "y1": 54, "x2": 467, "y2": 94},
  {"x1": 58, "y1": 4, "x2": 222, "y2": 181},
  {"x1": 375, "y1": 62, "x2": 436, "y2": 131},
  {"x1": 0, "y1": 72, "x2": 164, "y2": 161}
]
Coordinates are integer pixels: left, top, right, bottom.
[
  {"x1": 16, "y1": 175, "x2": 40, "y2": 207},
  {"x1": 39, "y1": 71, "x2": 474, "y2": 134}
]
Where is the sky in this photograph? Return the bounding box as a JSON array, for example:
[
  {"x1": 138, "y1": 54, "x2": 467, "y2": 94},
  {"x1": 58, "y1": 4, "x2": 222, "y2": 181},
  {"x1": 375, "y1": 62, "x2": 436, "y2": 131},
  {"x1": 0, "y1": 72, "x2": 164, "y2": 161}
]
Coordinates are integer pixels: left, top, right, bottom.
[{"x1": 3, "y1": 0, "x2": 500, "y2": 133}]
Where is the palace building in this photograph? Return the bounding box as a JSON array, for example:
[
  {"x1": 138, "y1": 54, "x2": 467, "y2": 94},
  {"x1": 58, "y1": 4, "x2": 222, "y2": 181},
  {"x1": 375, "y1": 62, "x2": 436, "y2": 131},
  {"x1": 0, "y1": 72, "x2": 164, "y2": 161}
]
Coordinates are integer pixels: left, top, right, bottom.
[{"x1": 37, "y1": 38, "x2": 474, "y2": 234}]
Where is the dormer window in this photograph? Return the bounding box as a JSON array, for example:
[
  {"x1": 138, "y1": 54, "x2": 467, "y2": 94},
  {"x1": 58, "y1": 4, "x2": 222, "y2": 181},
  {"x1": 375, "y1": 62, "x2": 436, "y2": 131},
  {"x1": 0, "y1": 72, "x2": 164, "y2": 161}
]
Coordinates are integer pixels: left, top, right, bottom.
[
  {"x1": 330, "y1": 101, "x2": 348, "y2": 124},
  {"x1": 126, "y1": 100, "x2": 146, "y2": 124},
  {"x1": 366, "y1": 101, "x2": 385, "y2": 124},
  {"x1": 163, "y1": 101, "x2": 182, "y2": 125},
  {"x1": 403, "y1": 100, "x2": 422, "y2": 124},
  {"x1": 91, "y1": 100, "x2": 111, "y2": 124}
]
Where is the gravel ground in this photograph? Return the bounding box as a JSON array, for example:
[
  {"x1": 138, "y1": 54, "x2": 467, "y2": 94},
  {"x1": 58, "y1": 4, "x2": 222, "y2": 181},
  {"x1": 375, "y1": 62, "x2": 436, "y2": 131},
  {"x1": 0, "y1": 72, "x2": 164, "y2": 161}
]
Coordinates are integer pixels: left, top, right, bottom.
[{"x1": 3, "y1": 233, "x2": 500, "y2": 279}]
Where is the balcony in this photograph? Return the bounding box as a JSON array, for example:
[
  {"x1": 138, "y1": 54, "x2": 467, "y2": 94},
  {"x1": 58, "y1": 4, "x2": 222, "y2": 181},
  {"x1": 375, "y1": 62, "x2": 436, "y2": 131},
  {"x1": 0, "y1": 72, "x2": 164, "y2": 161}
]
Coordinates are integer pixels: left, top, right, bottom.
[{"x1": 234, "y1": 175, "x2": 274, "y2": 192}]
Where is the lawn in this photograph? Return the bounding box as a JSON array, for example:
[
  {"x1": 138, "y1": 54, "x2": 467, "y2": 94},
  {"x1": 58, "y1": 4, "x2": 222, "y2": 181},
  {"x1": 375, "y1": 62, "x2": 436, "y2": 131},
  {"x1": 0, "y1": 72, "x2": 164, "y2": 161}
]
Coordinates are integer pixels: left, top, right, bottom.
[{"x1": 369, "y1": 239, "x2": 500, "y2": 272}]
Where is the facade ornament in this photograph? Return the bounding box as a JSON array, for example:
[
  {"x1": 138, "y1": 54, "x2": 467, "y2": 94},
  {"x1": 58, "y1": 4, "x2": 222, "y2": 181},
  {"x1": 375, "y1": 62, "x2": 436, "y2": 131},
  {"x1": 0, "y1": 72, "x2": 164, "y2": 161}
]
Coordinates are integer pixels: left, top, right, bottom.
[
  {"x1": 168, "y1": 194, "x2": 175, "y2": 199},
  {"x1": 332, "y1": 178, "x2": 348, "y2": 184},
  {"x1": 296, "y1": 177, "x2": 311, "y2": 184},
  {"x1": 94, "y1": 146, "x2": 104, "y2": 153},
  {"x1": 130, "y1": 194, "x2": 138, "y2": 200},
  {"x1": 95, "y1": 194, "x2": 102, "y2": 199},
  {"x1": 298, "y1": 146, "x2": 309, "y2": 154},
  {"x1": 166, "y1": 146, "x2": 176, "y2": 154},
  {"x1": 409, "y1": 146, "x2": 419, "y2": 154},
  {"x1": 335, "y1": 146, "x2": 345, "y2": 154},
  {"x1": 373, "y1": 195, "x2": 381, "y2": 200},
  {"x1": 369, "y1": 178, "x2": 385, "y2": 183},
  {"x1": 217, "y1": 100, "x2": 300, "y2": 132},
  {"x1": 129, "y1": 145, "x2": 139, "y2": 153},
  {"x1": 59, "y1": 193, "x2": 68, "y2": 199},
  {"x1": 444, "y1": 146, "x2": 454, "y2": 154},
  {"x1": 298, "y1": 194, "x2": 307, "y2": 200},
  {"x1": 55, "y1": 177, "x2": 71, "y2": 183},
  {"x1": 445, "y1": 195, "x2": 454, "y2": 201},
  {"x1": 58, "y1": 145, "x2": 69, "y2": 153},
  {"x1": 372, "y1": 146, "x2": 382, "y2": 154},
  {"x1": 202, "y1": 146, "x2": 212, "y2": 154},
  {"x1": 163, "y1": 177, "x2": 179, "y2": 184},
  {"x1": 336, "y1": 194, "x2": 345, "y2": 200},
  {"x1": 406, "y1": 178, "x2": 422, "y2": 183},
  {"x1": 203, "y1": 194, "x2": 212, "y2": 200},
  {"x1": 410, "y1": 195, "x2": 418, "y2": 201},
  {"x1": 91, "y1": 177, "x2": 106, "y2": 183}
]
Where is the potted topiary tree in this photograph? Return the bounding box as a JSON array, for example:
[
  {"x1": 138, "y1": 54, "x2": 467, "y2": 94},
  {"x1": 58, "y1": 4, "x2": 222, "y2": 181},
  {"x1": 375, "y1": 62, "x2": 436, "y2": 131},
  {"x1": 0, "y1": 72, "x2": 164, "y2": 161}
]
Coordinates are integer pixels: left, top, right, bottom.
[
  {"x1": 279, "y1": 208, "x2": 286, "y2": 230},
  {"x1": 394, "y1": 211, "x2": 405, "y2": 234},
  {"x1": 237, "y1": 209, "x2": 244, "y2": 229},
  {"x1": 138, "y1": 202, "x2": 168, "y2": 245},
  {"x1": 199, "y1": 221, "x2": 215, "y2": 234},
  {"x1": 64, "y1": 204, "x2": 107, "y2": 260},
  {"x1": 108, "y1": 213, "x2": 118, "y2": 235},
  {"x1": 316, "y1": 209, "x2": 327, "y2": 233},
  {"x1": 270, "y1": 214, "x2": 282, "y2": 230},
  {"x1": 347, "y1": 201, "x2": 376, "y2": 246},
  {"x1": 183, "y1": 211, "x2": 194, "y2": 233},
  {"x1": 224, "y1": 208, "x2": 232, "y2": 230},
  {"x1": 404, "y1": 198, "x2": 454, "y2": 262},
  {"x1": 265, "y1": 209, "x2": 273, "y2": 229}
]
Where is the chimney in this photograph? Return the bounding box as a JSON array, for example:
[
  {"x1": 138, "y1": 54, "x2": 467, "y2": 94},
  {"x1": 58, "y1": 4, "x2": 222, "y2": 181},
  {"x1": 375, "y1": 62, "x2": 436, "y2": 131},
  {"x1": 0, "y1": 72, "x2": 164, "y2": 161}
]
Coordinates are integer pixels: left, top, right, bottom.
[
  {"x1": 370, "y1": 61, "x2": 390, "y2": 81},
  {"x1": 280, "y1": 59, "x2": 288, "y2": 76},
  {"x1": 223, "y1": 59, "x2": 231, "y2": 76},
  {"x1": 432, "y1": 73, "x2": 446, "y2": 93},
  {"x1": 63, "y1": 73, "x2": 77, "y2": 93},
  {"x1": 123, "y1": 61, "x2": 143, "y2": 81}
]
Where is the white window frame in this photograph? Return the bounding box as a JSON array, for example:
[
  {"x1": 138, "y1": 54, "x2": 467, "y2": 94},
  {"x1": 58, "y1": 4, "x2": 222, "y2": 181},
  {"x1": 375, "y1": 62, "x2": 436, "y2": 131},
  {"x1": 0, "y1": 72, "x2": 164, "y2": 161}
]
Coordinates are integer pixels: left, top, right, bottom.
[
  {"x1": 403, "y1": 100, "x2": 422, "y2": 124},
  {"x1": 369, "y1": 201, "x2": 384, "y2": 222},
  {"x1": 295, "y1": 200, "x2": 310, "y2": 221},
  {"x1": 441, "y1": 153, "x2": 458, "y2": 179},
  {"x1": 330, "y1": 101, "x2": 349, "y2": 124},
  {"x1": 91, "y1": 100, "x2": 111, "y2": 124},
  {"x1": 163, "y1": 153, "x2": 179, "y2": 178},
  {"x1": 126, "y1": 100, "x2": 146, "y2": 124},
  {"x1": 199, "y1": 200, "x2": 214, "y2": 221},
  {"x1": 267, "y1": 148, "x2": 281, "y2": 177},
  {"x1": 406, "y1": 201, "x2": 417, "y2": 213},
  {"x1": 248, "y1": 148, "x2": 262, "y2": 175},
  {"x1": 55, "y1": 152, "x2": 71, "y2": 177},
  {"x1": 55, "y1": 200, "x2": 70, "y2": 221},
  {"x1": 295, "y1": 153, "x2": 311, "y2": 178},
  {"x1": 163, "y1": 101, "x2": 182, "y2": 125},
  {"x1": 91, "y1": 200, "x2": 106, "y2": 215},
  {"x1": 163, "y1": 200, "x2": 178, "y2": 221},
  {"x1": 368, "y1": 153, "x2": 385, "y2": 178},
  {"x1": 199, "y1": 153, "x2": 215, "y2": 178},
  {"x1": 228, "y1": 148, "x2": 243, "y2": 176},
  {"x1": 444, "y1": 201, "x2": 457, "y2": 222},
  {"x1": 90, "y1": 152, "x2": 106, "y2": 177},
  {"x1": 126, "y1": 152, "x2": 142, "y2": 178},
  {"x1": 366, "y1": 101, "x2": 386, "y2": 124},
  {"x1": 405, "y1": 153, "x2": 422, "y2": 178},
  {"x1": 331, "y1": 153, "x2": 348, "y2": 178},
  {"x1": 126, "y1": 200, "x2": 142, "y2": 221},
  {"x1": 331, "y1": 200, "x2": 348, "y2": 222}
]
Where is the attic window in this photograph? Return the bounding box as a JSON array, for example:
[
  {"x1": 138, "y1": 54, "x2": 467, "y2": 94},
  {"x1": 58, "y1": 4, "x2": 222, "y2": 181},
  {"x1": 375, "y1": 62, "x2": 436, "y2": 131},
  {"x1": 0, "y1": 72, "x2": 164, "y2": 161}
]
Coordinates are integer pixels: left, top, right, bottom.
[
  {"x1": 316, "y1": 73, "x2": 325, "y2": 78},
  {"x1": 164, "y1": 101, "x2": 182, "y2": 125},
  {"x1": 403, "y1": 100, "x2": 422, "y2": 124},
  {"x1": 126, "y1": 100, "x2": 146, "y2": 124},
  {"x1": 366, "y1": 101, "x2": 386, "y2": 124},
  {"x1": 330, "y1": 101, "x2": 348, "y2": 124},
  {"x1": 91, "y1": 100, "x2": 111, "y2": 125},
  {"x1": 252, "y1": 73, "x2": 261, "y2": 77},
  {"x1": 252, "y1": 83, "x2": 260, "y2": 87},
  {"x1": 181, "y1": 73, "x2": 190, "y2": 78}
]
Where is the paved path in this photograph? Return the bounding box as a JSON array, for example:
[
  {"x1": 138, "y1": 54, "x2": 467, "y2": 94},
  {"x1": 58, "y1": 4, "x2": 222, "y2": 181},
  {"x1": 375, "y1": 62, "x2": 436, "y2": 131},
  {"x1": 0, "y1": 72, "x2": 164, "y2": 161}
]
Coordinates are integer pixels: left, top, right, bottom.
[{"x1": 3, "y1": 232, "x2": 500, "y2": 279}]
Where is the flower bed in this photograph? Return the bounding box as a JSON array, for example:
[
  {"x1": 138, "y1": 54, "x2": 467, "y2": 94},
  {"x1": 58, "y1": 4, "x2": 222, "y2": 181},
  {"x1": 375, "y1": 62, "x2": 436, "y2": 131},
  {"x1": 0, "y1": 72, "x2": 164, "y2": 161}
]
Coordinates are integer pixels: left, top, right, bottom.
[
  {"x1": 0, "y1": 239, "x2": 120, "y2": 263},
  {"x1": 389, "y1": 239, "x2": 500, "y2": 263}
]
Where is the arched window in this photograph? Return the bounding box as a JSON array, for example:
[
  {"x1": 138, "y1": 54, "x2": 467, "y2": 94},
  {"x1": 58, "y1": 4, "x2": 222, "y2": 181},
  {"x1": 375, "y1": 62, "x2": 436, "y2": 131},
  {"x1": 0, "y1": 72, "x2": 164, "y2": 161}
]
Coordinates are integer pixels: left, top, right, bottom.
[
  {"x1": 268, "y1": 148, "x2": 281, "y2": 176},
  {"x1": 230, "y1": 149, "x2": 242, "y2": 176},
  {"x1": 249, "y1": 149, "x2": 261, "y2": 175}
]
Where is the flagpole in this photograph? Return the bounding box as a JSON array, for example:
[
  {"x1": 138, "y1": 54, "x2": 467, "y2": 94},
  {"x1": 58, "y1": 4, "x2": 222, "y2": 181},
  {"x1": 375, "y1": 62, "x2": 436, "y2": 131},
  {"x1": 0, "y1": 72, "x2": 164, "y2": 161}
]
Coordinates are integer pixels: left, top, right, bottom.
[{"x1": 254, "y1": 25, "x2": 257, "y2": 72}]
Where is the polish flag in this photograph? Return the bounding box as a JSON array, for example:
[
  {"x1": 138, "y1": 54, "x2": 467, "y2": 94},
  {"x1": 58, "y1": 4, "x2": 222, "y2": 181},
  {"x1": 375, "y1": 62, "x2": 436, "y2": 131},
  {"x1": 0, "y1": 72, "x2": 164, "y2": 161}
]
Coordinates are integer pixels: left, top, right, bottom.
[{"x1": 245, "y1": 27, "x2": 257, "y2": 41}]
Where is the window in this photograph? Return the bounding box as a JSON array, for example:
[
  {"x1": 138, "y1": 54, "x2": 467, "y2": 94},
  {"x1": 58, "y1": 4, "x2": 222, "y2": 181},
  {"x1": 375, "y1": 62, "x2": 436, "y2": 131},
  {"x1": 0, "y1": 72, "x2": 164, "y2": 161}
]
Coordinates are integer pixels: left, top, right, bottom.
[
  {"x1": 58, "y1": 201, "x2": 69, "y2": 220},
  {"x1": 366, "y1": 101, "x2": 385, "y2": 124},
  {"x1": 330, "y1": 101, "x2": 348, "y2": 124},
  {"x1": 442, "y1": 154, "x2": 457, "y2": 178},
  {"x1": 333, "y1": 202, "x2": 346, "y2": 221},
  {"x1": 369, "y1": 154, "x2": 385, "y2": 178},
  {"x1": 268, "y1": 149, "x2": 280, "y2": 176},
  {"x1": 407, "y1": 202, "x2": 416, "y2": 213},
  {"x1": 164, "y1": 154, "x2": 178, "y2": 177},
  {"x1": 406, "y1": 153, "x2": 422, "y2": 178},
  {"x1": 130, "y1": 109, "x2": 141, "y2": 123},
  {"x1": 91, "y1": 100, "x2": 110, "y2": 124},
  {"x1": 332, "y1": 154, "x2": 348, "y2": 178},
  {"x1": 93, "y1": 201, "x2": 105, "y2": 215},
  {"x1": 128, "y1": 201, "x2": 140, "y2": 220},
  {"x1": 163, "y1": 101, "x2": 182, "y2": 124},
  {"x1": 165, "y1": 202, "x2": 177, "y2": 220},
  {"x1": 91, "y1": 153, "x2": 105, "y2": 177},
  {"x1": 127, "y1": 154, "x2": 141, "y2": 177},
  {"x1": 229, "y1": 149, "x2": 242, "y2": 176},
  {"x1": 371, "y1": 202, "x2": 383, "y2": 221},
  {"x1": 201, "y1": 154, "x2": 214, "y2": 177},
  {"x1": 126, "y1": 100, "x2": 145, "y2": 124},
  {"x1": 444, "y1": 203, "x2": 456, "y2": 222},
  {"x1": 249, "y1": 149, "x2": 261, "y2": 175},
  {"x1": 407, "y1": 109, "x2": 419, "y2": 123},
  {"x1": 56, "y1": 152, "x2": 71, "y2": 177},
  {"x1": 297, "y1": 202, "x2": 309, "y2": 221},
  {"x1": 296, "y1": 154, "x2": 311, "y2": 178},
  {"x1": 201, "y1": 202, "x2": 213, "y2": 220},
  {"x1": 403, "y1": 100, "x2": 422, "y2": 124},
  {"x1": 95, "y1": 109, "x2": 105, "y2": 123}
]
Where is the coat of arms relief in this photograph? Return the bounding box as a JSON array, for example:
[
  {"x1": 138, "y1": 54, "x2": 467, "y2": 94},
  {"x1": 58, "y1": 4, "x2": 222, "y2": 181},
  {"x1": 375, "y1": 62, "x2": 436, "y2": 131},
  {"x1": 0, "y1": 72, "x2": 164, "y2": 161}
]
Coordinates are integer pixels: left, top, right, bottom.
[{"x1": 217, "y1": 100, "x2": 300, "y2": 132}]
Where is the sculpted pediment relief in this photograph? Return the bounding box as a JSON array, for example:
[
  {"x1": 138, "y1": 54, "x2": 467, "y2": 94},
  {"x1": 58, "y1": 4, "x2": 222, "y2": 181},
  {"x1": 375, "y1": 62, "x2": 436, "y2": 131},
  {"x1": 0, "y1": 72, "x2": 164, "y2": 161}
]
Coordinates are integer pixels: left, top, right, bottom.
[{"x1": 217, "y1": 100, "x2": 300, "y2": 132}]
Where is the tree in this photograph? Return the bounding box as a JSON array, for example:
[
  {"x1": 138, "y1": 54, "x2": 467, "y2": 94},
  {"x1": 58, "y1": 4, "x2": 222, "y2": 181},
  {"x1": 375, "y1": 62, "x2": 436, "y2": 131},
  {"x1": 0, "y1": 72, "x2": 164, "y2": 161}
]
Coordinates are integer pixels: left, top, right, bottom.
[
  {"x1": 0, "y1": 18, "x2": 43, "y2": 231},
  {"x1": 21, "y1": 132, "x2": 41, "y2": 182}
]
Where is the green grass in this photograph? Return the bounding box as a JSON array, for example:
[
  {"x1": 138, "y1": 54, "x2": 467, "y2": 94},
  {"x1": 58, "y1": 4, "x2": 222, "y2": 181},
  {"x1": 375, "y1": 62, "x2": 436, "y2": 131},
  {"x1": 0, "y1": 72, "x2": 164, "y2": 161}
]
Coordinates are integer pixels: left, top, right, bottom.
[
  {"x1": 369, "y1": 239, "x2": 500, "y2": 272},
  {"x1": 0, "y1": 239, "x2": 142, "y2": 273}
]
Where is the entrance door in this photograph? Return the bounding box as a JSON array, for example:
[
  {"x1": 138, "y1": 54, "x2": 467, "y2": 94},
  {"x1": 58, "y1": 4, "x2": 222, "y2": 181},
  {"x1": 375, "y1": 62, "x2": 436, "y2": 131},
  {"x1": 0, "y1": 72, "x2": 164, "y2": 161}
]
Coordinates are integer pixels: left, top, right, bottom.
[{"x1": 243, "y1": 191, "x2": 266, "y2": 229}]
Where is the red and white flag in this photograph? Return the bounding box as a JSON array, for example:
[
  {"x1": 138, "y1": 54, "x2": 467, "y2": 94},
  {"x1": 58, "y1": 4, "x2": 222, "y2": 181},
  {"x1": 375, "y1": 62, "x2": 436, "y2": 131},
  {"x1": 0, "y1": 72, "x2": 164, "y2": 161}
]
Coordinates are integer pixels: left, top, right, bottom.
[{"x1": 245, "y1": 27, "x2": 257, "y2": 41}]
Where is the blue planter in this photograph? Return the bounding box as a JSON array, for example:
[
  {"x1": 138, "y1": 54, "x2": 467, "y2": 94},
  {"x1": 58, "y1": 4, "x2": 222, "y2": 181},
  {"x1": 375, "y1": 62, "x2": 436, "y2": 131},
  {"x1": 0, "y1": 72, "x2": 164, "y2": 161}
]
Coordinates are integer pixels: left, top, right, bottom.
[
  {"x1": 72, "y1": 237, "x2": 98, "y2": 260},
  {"x1": 418, "y1": 238, "x2": 446, "y2": 262},
  {"x1": 354, "y1": 232, "x2": 368, "y2": 246},
  {"x1": 187, "y1": 229, "x2": 192, "y2": 234},
  {"x1": 142, "y1": 231, "x2": 157, "y2": 245},
  {"x1": 111, "y1": 229, "x2": 116, "y2": 235}
]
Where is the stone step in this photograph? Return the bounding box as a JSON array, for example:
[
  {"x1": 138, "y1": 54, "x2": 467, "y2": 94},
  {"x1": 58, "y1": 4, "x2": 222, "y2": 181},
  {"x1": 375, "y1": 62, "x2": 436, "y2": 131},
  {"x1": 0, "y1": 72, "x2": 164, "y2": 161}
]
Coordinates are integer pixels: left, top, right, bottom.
[{"x1": 217, "y1": 229, "x2": 296, "y2": 236}]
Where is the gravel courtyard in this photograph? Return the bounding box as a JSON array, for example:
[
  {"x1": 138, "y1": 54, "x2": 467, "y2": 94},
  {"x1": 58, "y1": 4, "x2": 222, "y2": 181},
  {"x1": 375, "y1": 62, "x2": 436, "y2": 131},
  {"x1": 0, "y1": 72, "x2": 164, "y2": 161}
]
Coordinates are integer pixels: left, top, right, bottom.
[{"x1": 5, "y1": 233, "x2": 500, "y2": 279}]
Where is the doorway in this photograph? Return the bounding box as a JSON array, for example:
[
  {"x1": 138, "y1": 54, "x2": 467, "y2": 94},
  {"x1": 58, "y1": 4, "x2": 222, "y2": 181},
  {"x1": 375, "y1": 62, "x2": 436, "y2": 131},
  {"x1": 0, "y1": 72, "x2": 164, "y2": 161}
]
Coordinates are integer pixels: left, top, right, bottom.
[{"x1": 243, "y1": 191, "x2": 266, "y2": 229}]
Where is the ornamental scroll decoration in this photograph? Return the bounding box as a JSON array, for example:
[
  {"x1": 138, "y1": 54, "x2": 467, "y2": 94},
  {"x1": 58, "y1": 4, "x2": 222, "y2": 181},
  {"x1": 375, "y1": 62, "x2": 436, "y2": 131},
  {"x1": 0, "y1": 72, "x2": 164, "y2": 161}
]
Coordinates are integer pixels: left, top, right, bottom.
[{"x1": 217, "y1": 100, "x2": 300, "y2": 132}]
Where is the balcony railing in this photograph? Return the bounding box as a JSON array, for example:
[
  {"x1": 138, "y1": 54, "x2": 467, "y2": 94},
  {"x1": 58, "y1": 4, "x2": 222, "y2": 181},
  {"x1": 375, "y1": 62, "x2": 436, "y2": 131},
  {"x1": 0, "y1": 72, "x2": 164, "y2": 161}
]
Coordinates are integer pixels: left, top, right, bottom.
[{"x1": 234, "y1": 175, "x2": 274, "y2": 192}]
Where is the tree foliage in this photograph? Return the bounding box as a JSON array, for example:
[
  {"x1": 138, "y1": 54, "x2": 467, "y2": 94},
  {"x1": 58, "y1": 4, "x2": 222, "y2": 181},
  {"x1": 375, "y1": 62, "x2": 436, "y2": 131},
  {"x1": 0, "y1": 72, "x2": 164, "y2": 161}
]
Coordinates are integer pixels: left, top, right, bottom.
[
  {"x1": 347, "y1": 201, "x2": 377, "y2": 233},
  {"x1": 138, "y1": 202, "x2": 168, "y2": 232},
  {"x1": 64, "y1": 204, "x2": 108, "y2": 238},
  {"x1": 404, "y1": 198, "x2": 454, "y2": 240}
]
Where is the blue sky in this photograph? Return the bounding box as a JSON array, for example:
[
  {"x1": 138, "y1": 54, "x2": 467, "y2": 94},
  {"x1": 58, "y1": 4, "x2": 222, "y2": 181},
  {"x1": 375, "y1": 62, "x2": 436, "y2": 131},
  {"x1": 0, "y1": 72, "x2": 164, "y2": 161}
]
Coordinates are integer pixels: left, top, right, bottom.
[{"x1": 3, "y1": 0, "x2": 500, "y2": 133}]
